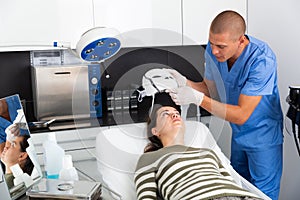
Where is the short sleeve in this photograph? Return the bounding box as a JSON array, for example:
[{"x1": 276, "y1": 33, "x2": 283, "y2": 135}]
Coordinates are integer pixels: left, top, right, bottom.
[{"x1": 241, "y1": 55, "x2": 277, "y2": 96}]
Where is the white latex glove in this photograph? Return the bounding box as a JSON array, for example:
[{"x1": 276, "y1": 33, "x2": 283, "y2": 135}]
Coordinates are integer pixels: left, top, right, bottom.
[
  {"x1": 5, "y1": 123, "x2": 19, "y2": 143},
  {"x1": 167, "y1": 86, "x2": 204, "y2": 106},
  {"x1": 163, "y1": 68, "x2": 187, "y2": 87}
]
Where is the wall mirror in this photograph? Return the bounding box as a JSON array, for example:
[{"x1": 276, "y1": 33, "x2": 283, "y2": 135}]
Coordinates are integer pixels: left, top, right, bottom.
[{"x1": 0, "y1": 94, "x2": 42, "y2": 200}]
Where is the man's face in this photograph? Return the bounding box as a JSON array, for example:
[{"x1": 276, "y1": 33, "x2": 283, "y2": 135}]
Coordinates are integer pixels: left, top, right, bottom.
[
  {"x1": 1, "y1": 136, "x2": 25, "y2": 167},
  {"x1": 209, "y1": 31, "x2": 242, "y2": 63}
]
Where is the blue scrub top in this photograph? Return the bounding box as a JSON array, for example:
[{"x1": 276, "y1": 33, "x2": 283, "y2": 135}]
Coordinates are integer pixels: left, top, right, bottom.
[
  {"x1": 204, "y1": 35, "x2": 283, "y2": 150},
  {"x1": 0, "y1": 95, "x2": 22, "y2": 143}
]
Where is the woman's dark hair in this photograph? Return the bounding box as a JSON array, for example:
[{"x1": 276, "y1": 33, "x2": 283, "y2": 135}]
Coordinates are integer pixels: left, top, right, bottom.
[
  {"x1": 19, "y1": 135, "x2": 34, "y2": 175},
  {"x1": 144, "y1": 105, "x2": 164, "y2": 153}
]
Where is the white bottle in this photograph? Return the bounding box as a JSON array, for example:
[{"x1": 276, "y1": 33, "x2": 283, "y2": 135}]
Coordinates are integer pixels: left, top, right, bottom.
[
  {"x1": 10, "y1": 163, "x2": 34, "y2": 187},
  {"x1": 26, "y1": 138, "x2": 42, "y2": 180},
  {"x1": 43, "y1": 132, "x2": 65, "y2": 179},
  {"x1": 59, "y1": 154, "x2": 79, "y2": 181}
]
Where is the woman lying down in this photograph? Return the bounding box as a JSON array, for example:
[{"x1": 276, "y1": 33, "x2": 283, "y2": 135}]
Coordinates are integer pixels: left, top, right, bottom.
[{"x1": 134, "y1": 92, "x2": 262, "y2": 200}]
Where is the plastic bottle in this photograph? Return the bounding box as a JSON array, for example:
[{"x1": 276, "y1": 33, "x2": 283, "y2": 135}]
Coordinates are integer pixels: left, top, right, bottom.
[
  {"x1": 26, "y1": 137, "x2": 43, "y2": 180},
  {"x1": 59, "y1": 154, "x2": 79, "y2": 181},
  {"x1": 10, "y1": 163, "x2": 34, "y2": 187},
  {"x1": 43, "y1": 132, "x2": 65, "y2": 179}
]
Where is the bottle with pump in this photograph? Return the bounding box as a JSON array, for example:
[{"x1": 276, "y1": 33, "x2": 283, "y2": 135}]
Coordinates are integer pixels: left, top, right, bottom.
[
  {"x1": 59, "y1": 154, "x2": 79, "y2": 181},
  {"x1": 43, "y1": 132, "x2": 65, "y2": 179}
]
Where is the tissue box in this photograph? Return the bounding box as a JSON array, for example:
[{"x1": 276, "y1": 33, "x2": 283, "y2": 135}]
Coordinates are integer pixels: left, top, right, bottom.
[{"x1": 27, "y1": 178, "x2": 101, "y2": 200}]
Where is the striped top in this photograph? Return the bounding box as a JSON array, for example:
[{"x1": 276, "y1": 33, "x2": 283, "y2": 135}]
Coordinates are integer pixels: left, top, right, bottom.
[{"x1": 134, "y1": 145, "x2": 261, "y2": 200}]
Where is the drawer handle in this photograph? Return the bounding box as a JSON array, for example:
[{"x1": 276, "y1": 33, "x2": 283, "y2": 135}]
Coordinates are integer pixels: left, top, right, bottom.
[{"x1": 54, "y1": 72, "x2": 71, "y2": 75}]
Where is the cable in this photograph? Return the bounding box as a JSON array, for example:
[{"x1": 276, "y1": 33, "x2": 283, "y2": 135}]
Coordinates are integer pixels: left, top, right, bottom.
[
  {"x1": 292, "y1": 122, "x2": 300, "y2": 156},
  {"x1": 196, "y1": 106, "x2": 201, "y2": 122},
  {"x1": 298, "y1": 124, "x2": 300, "y2": 156},
  {"x1": 285, "y1": 115, "x2": 300, "y2": 156},
  {"x1": 143, "y1": 75, "x2": 160, "y2": 93}
]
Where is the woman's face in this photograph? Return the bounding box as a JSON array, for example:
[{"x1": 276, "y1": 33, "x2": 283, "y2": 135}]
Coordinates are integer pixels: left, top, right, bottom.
[
  {"x1": 1, "y1": 136, "x2": 26, "y2": 167},
  {"x1": 152, "y1": 106, "x2": 184, "y2": 138}
]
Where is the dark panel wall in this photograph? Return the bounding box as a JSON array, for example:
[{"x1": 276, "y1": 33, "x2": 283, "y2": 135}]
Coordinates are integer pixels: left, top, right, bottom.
[
  {"x1": 0, "y1": 45, "x2": 207, "y2": 124},
  {"x1": 0, "y1": 51, "x2": 35, "y2": 121},
  {"x1": 102, "y1": 46, "x2": 205, "y2": 90}
]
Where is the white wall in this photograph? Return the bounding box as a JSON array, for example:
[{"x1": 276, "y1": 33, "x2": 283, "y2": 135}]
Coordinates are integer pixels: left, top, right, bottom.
[{"x1": 248, "y1": 1, "x2": 300, "y2": 199}]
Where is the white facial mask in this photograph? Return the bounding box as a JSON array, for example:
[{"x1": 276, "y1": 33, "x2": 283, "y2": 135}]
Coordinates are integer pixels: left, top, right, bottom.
[
  {"x1": 138, "y1": 68, "x2": 188, "y2": 119},
  {"x1": 141, "y1": 68, "x2": 178, "y2": 97}
]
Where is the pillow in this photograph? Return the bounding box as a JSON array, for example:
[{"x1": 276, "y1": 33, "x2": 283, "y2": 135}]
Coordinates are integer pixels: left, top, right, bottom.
[
  {"x1": 96, "y1": 121, "x2": 222, "y2": 200},
  {"x1": 96, "y1": 123, "x2": 148, "y2": 199}
]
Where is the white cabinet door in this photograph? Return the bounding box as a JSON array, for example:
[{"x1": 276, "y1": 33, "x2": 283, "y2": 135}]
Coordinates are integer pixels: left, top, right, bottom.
[
  {"x1": 183, "y1": 0, "x2": 247, "y2": 45},
  {"x1": 0, "y1": 0, "x2": 94, "y2": 50},
  {"x1": 94, "y1": 0, "x2": 182, "y2": 47}
]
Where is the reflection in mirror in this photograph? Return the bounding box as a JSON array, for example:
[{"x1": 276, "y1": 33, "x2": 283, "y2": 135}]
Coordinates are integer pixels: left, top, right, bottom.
[{"x1": 0, "y1": 94, "x2": 42, "y2": 199}]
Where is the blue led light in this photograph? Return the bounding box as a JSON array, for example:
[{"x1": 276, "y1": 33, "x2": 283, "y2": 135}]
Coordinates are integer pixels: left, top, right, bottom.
[{"x1": 80, "y1": 37, "x2": 121, "y2": 61}]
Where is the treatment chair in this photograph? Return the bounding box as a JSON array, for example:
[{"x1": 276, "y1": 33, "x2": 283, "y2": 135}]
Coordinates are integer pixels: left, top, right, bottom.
[{"x1": 96, "y1": 120, "x2": 271, "y2": 200}]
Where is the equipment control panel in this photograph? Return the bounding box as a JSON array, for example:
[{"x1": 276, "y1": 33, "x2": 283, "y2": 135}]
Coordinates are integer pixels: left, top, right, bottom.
[{"x1": 88, "y1": 64, "x2": 102, "y2": 118}]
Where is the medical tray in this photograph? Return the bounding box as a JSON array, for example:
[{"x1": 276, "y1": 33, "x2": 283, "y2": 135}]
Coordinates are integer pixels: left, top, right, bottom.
[{"x1": 27, "y1": 178, "x2": 101, "y2": 200}]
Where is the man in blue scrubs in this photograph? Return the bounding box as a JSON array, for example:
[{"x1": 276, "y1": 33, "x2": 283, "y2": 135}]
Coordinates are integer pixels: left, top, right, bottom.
[
  {"x1": 167, "y1": 10, "x2": 283, "y2": 200},
  {"x1": 0, "y1": 95, "x2": 22, "y2": 155}
]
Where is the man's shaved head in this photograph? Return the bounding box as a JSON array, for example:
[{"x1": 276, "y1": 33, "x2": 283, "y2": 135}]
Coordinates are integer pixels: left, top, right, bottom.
[{"x1": 210, "y1": 10, "x2": 246, "y2": 41}]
